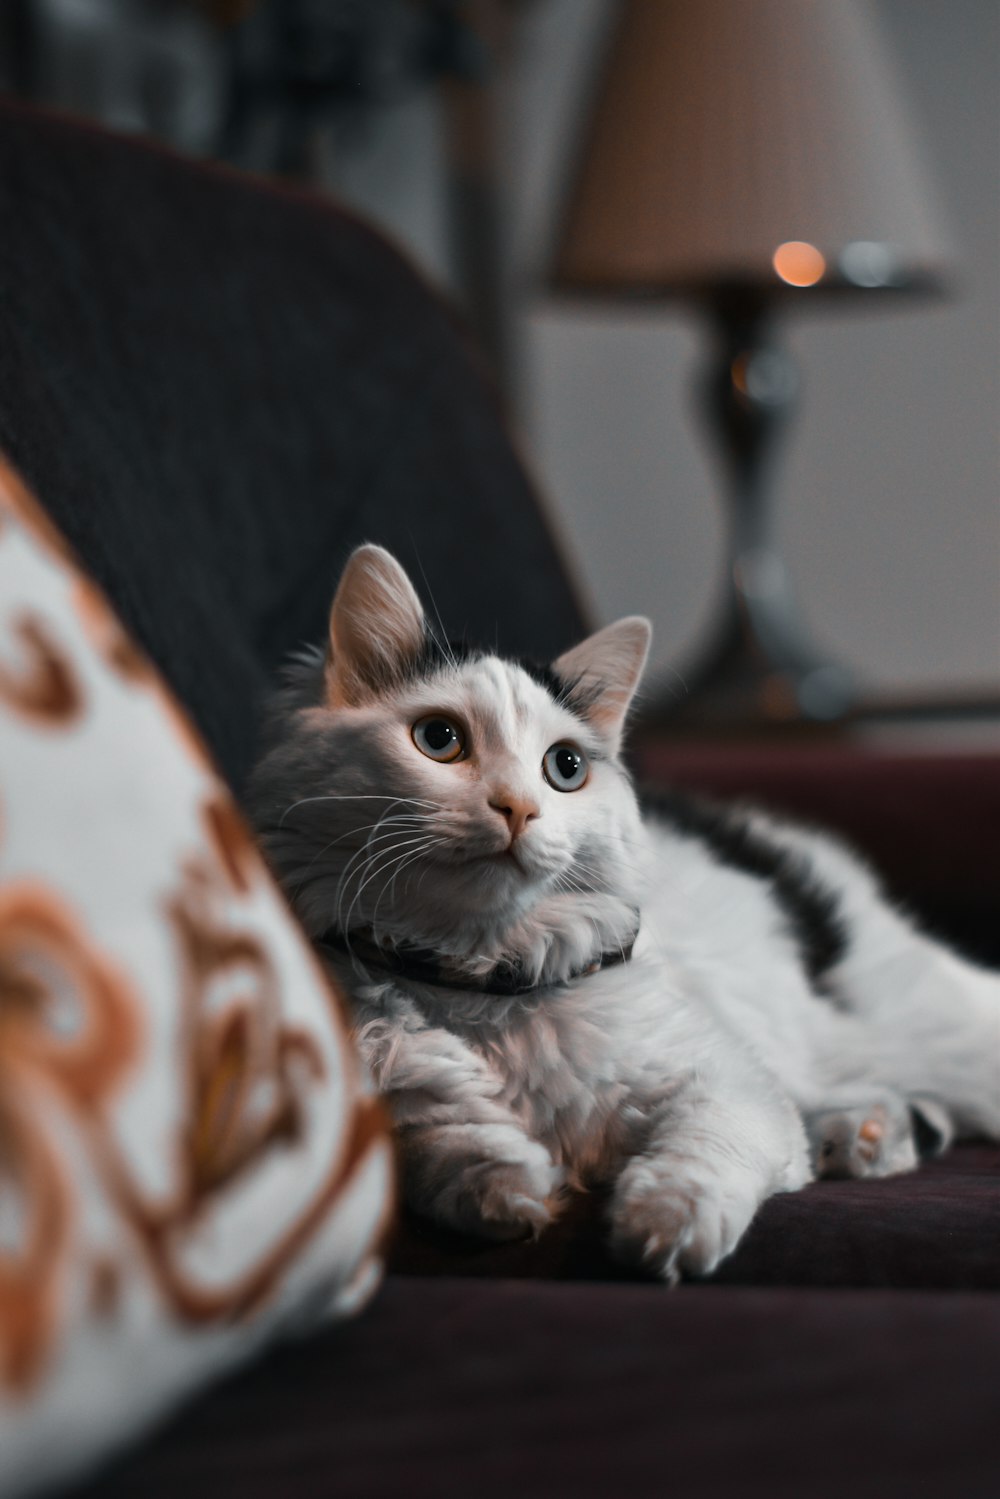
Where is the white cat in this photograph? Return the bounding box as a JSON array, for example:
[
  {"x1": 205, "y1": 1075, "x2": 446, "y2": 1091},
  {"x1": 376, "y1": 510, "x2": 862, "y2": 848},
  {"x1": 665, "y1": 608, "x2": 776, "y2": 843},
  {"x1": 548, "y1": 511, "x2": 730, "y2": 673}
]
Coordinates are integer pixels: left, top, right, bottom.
[{"x1": 251, "y1": 544, "x2": 1000, "y2": 1281}]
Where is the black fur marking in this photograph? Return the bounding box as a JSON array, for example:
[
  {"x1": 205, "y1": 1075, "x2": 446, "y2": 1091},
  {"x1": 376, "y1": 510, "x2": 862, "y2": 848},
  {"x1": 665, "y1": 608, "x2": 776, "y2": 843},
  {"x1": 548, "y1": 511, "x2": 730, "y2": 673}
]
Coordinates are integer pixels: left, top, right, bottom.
[
  {"x1": 412, "y1": 633, "x2": 594, "y2": 721},
  {"x1": 642, "y1": 787, "x2": 850, "y2": 993},
  {"x1": 513, "y1": 659, "x2": 607, "y2": 730},
  {"x1": 412, "y1": 631, "x2": 483, "y2": 677},
  {"x1": 516, "y1": 656, "x2": 572, "y2": 703},
  {"x1": 910, "y1": 1103, "x2": 948, "y2": 1159}
]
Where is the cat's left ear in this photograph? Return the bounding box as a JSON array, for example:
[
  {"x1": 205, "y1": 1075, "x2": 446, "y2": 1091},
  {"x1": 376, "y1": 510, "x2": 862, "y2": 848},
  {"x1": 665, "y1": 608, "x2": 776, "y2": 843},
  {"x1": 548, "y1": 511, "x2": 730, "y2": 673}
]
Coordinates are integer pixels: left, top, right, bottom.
[
  {"x1": 554, "y1": 616, "x2": 651, "y2": 752},
  {"x1": 325, "y1": 544, "x2": 426, "y2": 707}
]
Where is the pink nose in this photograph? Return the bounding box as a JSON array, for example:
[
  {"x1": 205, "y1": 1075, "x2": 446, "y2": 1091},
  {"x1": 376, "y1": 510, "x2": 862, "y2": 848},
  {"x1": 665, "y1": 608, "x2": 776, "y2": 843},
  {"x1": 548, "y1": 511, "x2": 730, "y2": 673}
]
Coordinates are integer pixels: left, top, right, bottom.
[{"x1": 489, "y1": 794, "x2": 540, "y2": 842}]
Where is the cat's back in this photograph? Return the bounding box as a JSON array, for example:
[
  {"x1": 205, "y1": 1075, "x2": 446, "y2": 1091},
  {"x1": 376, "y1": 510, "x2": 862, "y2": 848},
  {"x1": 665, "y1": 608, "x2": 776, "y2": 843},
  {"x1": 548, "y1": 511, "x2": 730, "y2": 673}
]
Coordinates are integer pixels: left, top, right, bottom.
[{"x1": 638, "y1": 795, "x2": 839, "y2": 1085}]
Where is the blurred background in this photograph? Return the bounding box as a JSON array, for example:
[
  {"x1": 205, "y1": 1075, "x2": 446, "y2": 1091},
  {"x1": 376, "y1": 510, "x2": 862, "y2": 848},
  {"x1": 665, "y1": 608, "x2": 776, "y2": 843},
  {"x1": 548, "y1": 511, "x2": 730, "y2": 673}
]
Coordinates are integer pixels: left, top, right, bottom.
[{"x1": 1, "y1": 0, "x2": 996, "y2": 710}]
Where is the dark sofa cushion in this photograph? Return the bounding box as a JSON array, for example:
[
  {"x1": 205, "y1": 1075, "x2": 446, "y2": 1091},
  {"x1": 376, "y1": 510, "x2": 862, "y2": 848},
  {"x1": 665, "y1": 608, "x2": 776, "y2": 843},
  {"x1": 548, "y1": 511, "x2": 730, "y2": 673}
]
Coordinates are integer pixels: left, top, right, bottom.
[
  {"x1": 72, "y1": 1276, "x2": 1000, "y2": 1499},
  {"x1": 389, "y1": 1143, "x2": 1000, "y2": 1290},
  {"x1": 0, "y1": 100, "x2": 585, "y2": 795}
]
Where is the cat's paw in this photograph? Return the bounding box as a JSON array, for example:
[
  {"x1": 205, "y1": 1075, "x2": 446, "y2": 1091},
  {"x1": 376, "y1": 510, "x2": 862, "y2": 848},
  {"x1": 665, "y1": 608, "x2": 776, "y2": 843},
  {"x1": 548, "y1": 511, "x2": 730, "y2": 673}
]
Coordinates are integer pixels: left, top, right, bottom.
[
  {"x1": 471, "y1": 1154, "x2": 565, "y2": 1241},
  {"x1": 609, "y1": 1157, "x2": 762, "y2": 1284},
  {"x1": 806, "y1": 1097, "x2": 920, "y2": 1180},
  {"x1": 426, "y1": 1138, "x2": 566, "y2": 1242}
]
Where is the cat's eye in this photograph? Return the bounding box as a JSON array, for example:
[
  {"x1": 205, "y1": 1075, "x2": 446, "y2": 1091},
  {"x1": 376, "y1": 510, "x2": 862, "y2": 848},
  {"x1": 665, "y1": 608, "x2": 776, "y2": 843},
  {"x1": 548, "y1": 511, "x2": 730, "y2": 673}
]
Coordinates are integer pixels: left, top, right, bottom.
[
  {"x1": 543, "y1": 743, "x2": 589, "y2": 792},
  {"x1": 412, "y1": 715, "x2": 466, "y2": 763}
]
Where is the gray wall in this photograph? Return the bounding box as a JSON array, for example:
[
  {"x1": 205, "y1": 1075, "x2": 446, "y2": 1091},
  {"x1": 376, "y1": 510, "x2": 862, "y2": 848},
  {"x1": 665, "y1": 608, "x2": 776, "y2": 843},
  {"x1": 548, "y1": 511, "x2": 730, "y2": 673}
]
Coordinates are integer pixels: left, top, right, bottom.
[{"x1": 324, "y1": 0, "x2": 999, "y2": 697}]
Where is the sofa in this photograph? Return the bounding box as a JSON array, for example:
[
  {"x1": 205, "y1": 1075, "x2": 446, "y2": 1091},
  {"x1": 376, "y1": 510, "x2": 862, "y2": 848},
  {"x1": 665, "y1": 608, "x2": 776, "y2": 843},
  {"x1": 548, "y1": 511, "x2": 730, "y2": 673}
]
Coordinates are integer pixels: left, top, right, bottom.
[{"x1": 2, "y1": 100, "x2": 998, "y2": 1498}]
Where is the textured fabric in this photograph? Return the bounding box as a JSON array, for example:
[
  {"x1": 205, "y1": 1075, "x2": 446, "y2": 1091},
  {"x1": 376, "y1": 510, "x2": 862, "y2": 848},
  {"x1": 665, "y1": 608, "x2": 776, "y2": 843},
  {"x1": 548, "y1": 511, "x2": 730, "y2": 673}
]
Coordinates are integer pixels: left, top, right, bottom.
[
  {"x1": 0, "y1": 100, "x2": 585, "y2": 797},
  {"x1": 0, "y1": 460, "x2": 392, "y2": 1497},
  {"x1": 71, "y1": 1277, "x2": 1000, "y2": 1499},
  {"x1": 390, "y1": 1143, "x2": 1000, "y2": 1289}
]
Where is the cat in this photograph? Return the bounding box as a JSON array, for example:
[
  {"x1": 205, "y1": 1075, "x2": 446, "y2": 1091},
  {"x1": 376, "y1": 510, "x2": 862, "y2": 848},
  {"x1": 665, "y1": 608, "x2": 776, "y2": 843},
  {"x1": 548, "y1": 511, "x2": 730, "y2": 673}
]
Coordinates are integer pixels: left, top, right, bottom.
[{"x1": 250, "y1": 543, "x2": 1000, "y2": 1281}]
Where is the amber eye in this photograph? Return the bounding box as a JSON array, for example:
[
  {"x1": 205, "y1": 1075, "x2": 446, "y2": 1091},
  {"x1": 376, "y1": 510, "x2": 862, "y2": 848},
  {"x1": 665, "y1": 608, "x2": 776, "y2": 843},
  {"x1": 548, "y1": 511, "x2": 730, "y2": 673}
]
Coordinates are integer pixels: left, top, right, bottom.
[
  {"x1": 543, "y1": 743, "x2": 588, "y2": 792},
  {"x1": 412, "y1": 716, "x2": 466, "y2": 763}
]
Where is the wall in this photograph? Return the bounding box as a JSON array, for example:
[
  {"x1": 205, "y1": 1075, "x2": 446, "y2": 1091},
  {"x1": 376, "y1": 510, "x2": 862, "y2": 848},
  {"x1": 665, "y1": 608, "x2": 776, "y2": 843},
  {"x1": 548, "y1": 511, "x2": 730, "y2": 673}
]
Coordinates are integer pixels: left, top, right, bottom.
[{"x1": 323, "y1": 0, "x2": 999, "y2": 698}]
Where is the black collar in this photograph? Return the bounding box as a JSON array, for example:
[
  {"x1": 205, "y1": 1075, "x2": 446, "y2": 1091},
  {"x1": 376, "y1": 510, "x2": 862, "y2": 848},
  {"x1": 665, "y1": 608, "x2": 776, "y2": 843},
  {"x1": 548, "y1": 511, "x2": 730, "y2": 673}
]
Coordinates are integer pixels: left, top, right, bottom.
[{"x1": 318, "y1": 919, "x2": 639, "y2": 997}]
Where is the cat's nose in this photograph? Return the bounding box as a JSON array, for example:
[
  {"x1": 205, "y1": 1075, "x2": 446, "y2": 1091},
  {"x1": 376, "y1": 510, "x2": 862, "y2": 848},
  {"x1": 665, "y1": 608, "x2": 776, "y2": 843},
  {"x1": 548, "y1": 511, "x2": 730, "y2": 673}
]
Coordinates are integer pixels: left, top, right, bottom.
[{"x1": 489, "y1": 793, "x2": 540, "y2": 842}]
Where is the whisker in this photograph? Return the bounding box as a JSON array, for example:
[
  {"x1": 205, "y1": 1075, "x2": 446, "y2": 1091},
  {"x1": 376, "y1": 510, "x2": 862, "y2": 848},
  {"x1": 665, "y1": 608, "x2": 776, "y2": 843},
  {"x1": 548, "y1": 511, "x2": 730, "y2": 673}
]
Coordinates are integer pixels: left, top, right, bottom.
[
  {"x1": 344, "y1": 839, "x2": 445, "y2": 953},
  {"x1": 408, "y1": 537, "x2": 459, "y2": 672},
  {"x1": 279, "y1": 793, "x2": 441, "y2": 829},
  {"x1": 341, "y1": 833, "x2": 443, "y2": 936},
  {"x1": 300, "y1": 814, "x2": 430, "y2": 870},
  {"x1": 287, "y1": 814, "x2": 432, "y2": 901},
  {"x1": 330, "y1": 797, "x2": 442, "y2": 921},
  {"x1": 370, "y1": 838, "x2": 448, "y2": 941},
  {"x1": 368, "y1": 833, "x2": 441, "y2": 918}
]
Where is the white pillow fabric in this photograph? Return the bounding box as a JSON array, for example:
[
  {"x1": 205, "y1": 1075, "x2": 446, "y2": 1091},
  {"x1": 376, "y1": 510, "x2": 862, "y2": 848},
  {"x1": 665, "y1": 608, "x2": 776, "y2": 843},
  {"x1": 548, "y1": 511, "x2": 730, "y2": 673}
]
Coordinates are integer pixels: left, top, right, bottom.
[{"x1": 0, "y1": 459, "x2": 393, "y2": 1497}]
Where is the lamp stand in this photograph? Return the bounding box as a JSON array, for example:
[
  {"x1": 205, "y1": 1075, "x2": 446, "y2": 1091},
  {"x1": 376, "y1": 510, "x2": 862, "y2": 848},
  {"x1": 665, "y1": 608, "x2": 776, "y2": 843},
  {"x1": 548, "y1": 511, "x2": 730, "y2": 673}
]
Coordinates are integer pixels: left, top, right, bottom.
[{"x1": 660, "y1": 297, "x2": 854, "y2": 727}]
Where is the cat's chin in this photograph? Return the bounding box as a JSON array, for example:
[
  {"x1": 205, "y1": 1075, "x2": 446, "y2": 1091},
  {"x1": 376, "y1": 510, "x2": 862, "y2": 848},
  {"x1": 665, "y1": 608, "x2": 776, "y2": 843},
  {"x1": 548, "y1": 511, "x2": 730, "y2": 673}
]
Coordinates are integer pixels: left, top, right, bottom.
[
  {"x1": 467, "y1": 847, "x2": 527, "y2": 874},
  {"x1": 448, "y1": 842, "x2": 564, "y2": 891},
  {"x1": 442, "y1": 853, "x2": 533, "y2": 898},
  {"x1": 409, "y1": 847, "x2": 558, "y2": 925}
]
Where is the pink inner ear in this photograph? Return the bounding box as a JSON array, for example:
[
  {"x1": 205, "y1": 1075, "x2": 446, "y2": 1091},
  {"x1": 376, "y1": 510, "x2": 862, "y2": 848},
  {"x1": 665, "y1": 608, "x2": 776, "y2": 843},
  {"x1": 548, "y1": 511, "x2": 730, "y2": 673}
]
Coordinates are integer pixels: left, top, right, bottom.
[
  {"x1": 325, "y1": 546, "x2": 426, "y2": 705},
  {"x1": 587, "y1": 689, "x2": 632, "y2": 730},
  {"x1": 554, "y1": 618, "x2": 651, "y2": 741}
]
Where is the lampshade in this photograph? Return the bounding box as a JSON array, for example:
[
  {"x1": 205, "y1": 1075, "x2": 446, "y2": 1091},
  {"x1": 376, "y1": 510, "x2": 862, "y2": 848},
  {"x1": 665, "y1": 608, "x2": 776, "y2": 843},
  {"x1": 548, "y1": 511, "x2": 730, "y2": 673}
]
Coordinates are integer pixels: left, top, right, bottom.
[{"x1": 553, "y1": 0, "x2": 953, "y2": 299}]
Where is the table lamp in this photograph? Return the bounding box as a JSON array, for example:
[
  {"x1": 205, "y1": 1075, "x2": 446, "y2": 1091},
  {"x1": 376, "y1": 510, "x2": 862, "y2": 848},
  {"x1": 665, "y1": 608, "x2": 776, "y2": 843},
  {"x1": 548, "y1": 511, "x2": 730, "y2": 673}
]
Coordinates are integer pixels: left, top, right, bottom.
[{"x1": 552, "y1": 0, "x2": 953, "y2": 726}]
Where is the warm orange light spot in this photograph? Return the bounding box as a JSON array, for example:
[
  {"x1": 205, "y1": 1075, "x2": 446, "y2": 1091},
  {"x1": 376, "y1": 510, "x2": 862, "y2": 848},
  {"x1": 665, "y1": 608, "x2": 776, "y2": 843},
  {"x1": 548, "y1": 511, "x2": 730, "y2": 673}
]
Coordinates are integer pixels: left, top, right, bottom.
[{"x1": 772, "y1": 241, "x2": 826, "y2": 287}]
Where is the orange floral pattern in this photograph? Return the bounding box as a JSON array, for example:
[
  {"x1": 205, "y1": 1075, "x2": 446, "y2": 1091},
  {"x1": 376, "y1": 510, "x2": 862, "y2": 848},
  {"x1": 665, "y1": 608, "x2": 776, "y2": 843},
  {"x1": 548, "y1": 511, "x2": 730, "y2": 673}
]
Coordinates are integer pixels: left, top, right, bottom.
[
  {"x1": 0, "y1": 885, "x2": 141, "y2": 1393},
  {"x1": 0, "y1": 615, "x2": 83, "y2": 725},
  {"x1": 0, "y1": 884, "x2": 140, "y2": 1110},
  {"x1": 0, "y1": 1091, "x2": 72, "y2": 1395},
  {"x1": 0, "y1": 454, "x2": 391, "y2": 1491}
]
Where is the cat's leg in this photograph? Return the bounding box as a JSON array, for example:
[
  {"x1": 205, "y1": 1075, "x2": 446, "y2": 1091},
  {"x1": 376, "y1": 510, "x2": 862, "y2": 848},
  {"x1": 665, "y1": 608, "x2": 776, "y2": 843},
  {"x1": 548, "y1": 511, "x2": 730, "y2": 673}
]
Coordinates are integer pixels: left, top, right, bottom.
[
  {"x1": 609, "y1": 1064, "x2": 811, "y2": 1283},
  {"x1": 353, "y1": 997, "x2": 564, "y2": 1241},
  {"x1": 802, "y1": 1084, "x2": 956, "y2": 1179}
]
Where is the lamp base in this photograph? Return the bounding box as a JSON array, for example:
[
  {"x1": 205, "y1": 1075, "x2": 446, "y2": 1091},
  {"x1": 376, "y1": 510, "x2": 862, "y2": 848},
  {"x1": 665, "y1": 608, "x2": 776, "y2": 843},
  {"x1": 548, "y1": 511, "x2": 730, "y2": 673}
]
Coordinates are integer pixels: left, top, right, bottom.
[
  {"x1": 650, "y1": 605, "x2": 855, "y2": 730},
  {"x1": 647, "y1": 296, "x2": 855, "y2": 732}
]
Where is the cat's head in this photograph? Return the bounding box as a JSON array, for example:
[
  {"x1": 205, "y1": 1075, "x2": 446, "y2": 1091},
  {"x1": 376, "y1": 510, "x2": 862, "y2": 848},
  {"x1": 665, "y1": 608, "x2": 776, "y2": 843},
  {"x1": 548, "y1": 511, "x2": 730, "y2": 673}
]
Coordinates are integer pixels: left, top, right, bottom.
[{"x1": 251, "y1": 545, "x2": 650, "y2": 953}]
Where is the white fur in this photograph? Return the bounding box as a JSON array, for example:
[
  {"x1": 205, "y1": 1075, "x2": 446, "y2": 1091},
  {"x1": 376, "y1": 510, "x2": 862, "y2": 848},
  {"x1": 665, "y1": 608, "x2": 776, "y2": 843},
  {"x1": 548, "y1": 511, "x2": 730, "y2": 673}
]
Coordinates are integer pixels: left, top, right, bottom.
[{"x1": 251, "y1": 550, "x2": 1000, "y2": 1281}]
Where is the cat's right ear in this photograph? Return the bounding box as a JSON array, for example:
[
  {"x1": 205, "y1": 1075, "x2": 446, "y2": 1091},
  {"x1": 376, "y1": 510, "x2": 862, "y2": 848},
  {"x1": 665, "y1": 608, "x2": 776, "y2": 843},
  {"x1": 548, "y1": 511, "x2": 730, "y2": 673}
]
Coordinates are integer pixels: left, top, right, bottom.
[
  {"x1": 325, "y1": 545, "x2": 426, "y2": 707},
  {"x1": 554, "y1": 616, "x2": 651, "y2": 753}
]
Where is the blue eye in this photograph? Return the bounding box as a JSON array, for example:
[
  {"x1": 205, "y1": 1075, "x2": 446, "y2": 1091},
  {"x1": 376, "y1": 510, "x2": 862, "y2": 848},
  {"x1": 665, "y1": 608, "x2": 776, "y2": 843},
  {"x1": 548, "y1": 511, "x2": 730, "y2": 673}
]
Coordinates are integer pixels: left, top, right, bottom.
[
  {"x1": 412, "y1": 716, "x2": 466, "y2": 763},
  {"x1": 543, "y1": 743, "x2": 588, "y2": 792}
]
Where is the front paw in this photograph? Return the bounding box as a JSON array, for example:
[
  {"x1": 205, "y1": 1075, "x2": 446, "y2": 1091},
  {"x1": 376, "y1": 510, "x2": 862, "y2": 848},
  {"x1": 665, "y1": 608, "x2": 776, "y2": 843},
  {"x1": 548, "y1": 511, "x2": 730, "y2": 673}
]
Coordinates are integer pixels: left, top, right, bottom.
[
  {"x1": 609, "y1": 1157, "x2": 762, "y2": 1283},
  {"x1": 413, "y1": 1135, "x2": 566, "y2": 1242},
  {"x1": 468, "y1": 1151, "x2": 566, "y2": 1241}
]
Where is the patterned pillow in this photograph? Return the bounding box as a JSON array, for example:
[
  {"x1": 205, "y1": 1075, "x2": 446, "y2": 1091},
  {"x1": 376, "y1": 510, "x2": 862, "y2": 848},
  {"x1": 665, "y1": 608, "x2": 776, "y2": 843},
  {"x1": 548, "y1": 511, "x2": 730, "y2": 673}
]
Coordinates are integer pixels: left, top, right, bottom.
[{"x1": 0, "y1": 458, "x2": 393, "y2": 1496}]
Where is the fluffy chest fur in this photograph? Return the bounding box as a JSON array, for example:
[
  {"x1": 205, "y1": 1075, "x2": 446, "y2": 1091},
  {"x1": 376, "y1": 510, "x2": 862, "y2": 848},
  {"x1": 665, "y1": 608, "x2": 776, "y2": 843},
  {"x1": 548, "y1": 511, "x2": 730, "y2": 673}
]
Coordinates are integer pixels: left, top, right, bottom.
[{"x1": 359, "y1": 961, "x2": 661, "y2": 1186}]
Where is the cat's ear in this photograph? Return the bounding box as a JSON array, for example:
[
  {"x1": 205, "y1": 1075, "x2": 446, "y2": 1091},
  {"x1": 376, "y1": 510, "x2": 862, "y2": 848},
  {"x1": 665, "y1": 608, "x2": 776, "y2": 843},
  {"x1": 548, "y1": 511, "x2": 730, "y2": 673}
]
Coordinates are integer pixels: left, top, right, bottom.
[
  {"x1": 554, "y1": 617, "x2": 651, "y2": 750},
  {"x1": 325, "y1": 545, "x2": 426, "y2": 707}
]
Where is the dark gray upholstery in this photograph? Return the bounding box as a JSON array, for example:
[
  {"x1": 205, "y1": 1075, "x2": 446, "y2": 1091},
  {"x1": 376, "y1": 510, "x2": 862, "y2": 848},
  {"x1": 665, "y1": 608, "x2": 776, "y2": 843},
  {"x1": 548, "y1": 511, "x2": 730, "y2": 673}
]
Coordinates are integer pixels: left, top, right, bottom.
[
  {"x1": 0, "y1": 99, "x2": 585, "y2": 793},
  {"x1": 74, "y1": 1278, "x2": 1000, "y2": 1499}
]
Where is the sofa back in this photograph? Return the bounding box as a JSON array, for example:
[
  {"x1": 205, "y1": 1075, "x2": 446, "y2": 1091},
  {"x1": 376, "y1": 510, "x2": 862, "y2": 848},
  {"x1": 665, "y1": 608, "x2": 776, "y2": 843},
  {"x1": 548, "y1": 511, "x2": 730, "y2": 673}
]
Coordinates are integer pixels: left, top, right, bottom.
[{"x1": 0, "y1": 100, "x2": 585, "y2": 792}]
